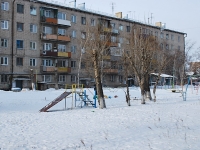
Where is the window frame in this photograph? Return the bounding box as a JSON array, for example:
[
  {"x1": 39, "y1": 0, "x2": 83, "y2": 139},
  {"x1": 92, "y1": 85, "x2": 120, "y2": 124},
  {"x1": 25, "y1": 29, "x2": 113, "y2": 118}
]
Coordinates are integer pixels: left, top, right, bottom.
[
  {"x1": 30, "y1": 41, "x2": 36, "y2": 50},
  {"x1": 1, "y1": 20, "x2": 8, "y2": 29},
  {"x1": 17, "y1": 22, "x2": 23, "y2": 31},
  {"x1": 1, "y1": 39, "x2": 8, "y2": 47},
  {"x1": 71, "y1": 15, "x2": 76, "y2": 23},
  {"x1": 1, "y1": 75, "x2": 8, "y2": 83},
  {"x1": 42, "y1": 75, "x2": 51, "y2": 82},
  {"x1": 16, "y1": 57, "x2": 23, "y2": 66},
  {"x1": 71, "y1": 61, "x2": 76, "y2": 68},
  {"x1": 17, "y1": 4, "x2": 24, "y2": 13},
  {"x1": 58, "y1": 12, "x2": 66, "y2": 20},
  {"x1": 81, "y1": 17, "x2": 86, "y2": 25},
  {"x1": 1, "y1": 2, "x2": 9, "y2": 11},
  {"x1": 30, "y1": 24, "x2": 37, "y2": 33},
  {"x1": 30, "y1": 58, "x2": 36, "y2": 66},
  {"x1": 16, "y1": 40, "x2": 23, "y2": 49},
  {"x1": 59, "y1": 75, "x2": 66, "y2": 82},
  {"x1": 0, "y1": 57, "x2": 8, "y2": 65},
  {"x1": 30, "y1": 6, "x2": 37, "y2": 15}
]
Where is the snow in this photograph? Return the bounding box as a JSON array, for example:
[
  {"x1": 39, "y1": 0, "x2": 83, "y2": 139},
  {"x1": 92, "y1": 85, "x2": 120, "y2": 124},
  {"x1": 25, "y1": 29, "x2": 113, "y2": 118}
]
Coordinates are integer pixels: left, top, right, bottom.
[{"x1": 1, "y1": 86, "x2": 200, "y2": 149}]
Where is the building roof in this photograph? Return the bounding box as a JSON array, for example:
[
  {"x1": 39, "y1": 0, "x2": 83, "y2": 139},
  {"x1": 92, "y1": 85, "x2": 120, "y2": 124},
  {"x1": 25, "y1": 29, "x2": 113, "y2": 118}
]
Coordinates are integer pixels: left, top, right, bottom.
[{"x1": 34, "y1": 0, "x2": 185, "y2": 34}]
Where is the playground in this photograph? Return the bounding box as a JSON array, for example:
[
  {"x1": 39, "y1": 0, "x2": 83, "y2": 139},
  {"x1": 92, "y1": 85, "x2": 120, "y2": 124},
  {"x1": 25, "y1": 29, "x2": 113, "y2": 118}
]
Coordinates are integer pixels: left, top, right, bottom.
[{"x1": 0, "y1": 85, "x2": 200, "y2": 149}]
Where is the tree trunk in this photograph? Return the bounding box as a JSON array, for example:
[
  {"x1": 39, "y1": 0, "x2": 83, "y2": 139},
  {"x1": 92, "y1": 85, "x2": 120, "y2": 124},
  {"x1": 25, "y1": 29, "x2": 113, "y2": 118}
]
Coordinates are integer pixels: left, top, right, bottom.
[
  {"x1": 140, "y1": 78, "x2": 146, "y2": 104},
  {"x1": 144, "y1": 74, "x2": 152, "y2": 101},
  {"x1": 153, "y1": 76, "x2": 159, "y2": 102},
  {"x1": 126, "y1": 81, "x2": 131, "y2": 106},
  {"x1": 93, "y1": 50, "x2": 106, "y2": 109}
]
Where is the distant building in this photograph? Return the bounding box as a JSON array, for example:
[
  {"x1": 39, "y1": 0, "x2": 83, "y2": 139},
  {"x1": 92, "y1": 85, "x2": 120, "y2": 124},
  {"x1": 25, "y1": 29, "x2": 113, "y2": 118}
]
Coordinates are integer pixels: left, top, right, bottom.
[{"x1": 0, "y1": 0, "x2": 186, "y2": 90}]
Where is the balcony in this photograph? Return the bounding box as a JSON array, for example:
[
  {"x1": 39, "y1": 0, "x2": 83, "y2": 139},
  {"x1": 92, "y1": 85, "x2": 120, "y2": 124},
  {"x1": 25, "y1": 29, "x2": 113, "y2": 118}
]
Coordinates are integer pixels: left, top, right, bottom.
[
  {"x1": 103, "y1": 27, "x2": 111, "y2": 32},
  {"x1": 41, "y1": 51, "x2": 71, "y2": 58},
  {"x1": 106, "y1": 42, "x2": 118, "y2": 47},
  {"x1": 57, "y1": 35, "x2": 71, "y2": 42},
  {"x1": 57, "y1": 67, "x2": 71, "y2": 73},
  {"x1": 112, "y1": 29, "x2": 119, "y2": 34},
  {"x1": 58, "y1": 19, "x2": 71, "y2": 26},
  {"x1": 41, "y1": 34, "x2": 71, "y2": 42},
  {"x1": 41, "y1": 34, "x2": 57, "y2": 40},
  {"x1": 41, "y1": 17, "x2": 58, "y2": 25},
  {"x1": 41, "y1": 66, "x2": 55, "y2": 72},
  {"x1": 103, "y1": 69, "x2": 118, "y2": 74},
  {"x1": 102, "y1": 55, "x2": 111, "y2": 60}
]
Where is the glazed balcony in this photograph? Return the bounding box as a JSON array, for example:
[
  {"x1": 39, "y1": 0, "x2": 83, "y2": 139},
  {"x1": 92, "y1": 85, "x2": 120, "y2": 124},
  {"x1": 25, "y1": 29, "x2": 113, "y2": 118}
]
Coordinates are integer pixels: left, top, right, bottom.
[
  {"x1": 57, "y1": 67, "x2": 71, "y2": 73},
  {"x1": 41, "y1": 51, "x2": 71, "y2": 58},
  {"x1": 103, "y1": 69, "x2": 118, "y2": 74}
]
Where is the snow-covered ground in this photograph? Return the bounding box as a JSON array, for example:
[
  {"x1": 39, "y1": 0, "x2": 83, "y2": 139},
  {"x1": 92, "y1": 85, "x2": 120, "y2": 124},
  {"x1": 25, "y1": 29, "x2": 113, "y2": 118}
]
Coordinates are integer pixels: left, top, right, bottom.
[{"x1": 0, "y1": 86, "x2": 200, "y2": 150}]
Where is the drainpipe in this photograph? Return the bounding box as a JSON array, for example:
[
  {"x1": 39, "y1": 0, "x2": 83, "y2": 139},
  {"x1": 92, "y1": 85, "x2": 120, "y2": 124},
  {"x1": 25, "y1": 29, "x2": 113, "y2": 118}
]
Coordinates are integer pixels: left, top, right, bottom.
[{"x1": 10, "y1": 0, "x2": 16, "y2": 90}]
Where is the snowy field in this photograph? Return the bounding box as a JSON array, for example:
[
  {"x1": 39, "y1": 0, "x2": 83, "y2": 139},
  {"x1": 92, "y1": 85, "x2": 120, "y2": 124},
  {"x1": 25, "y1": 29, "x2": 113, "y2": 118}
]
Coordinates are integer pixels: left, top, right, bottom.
[{"x1": 0, "y1": 86, "x2": 200, "y2": 150}]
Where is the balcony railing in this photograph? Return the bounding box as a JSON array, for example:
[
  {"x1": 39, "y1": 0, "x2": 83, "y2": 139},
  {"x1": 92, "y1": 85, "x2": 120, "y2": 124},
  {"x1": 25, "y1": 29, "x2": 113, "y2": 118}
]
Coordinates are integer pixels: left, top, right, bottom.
[
  {"x1": 102, "y1": 55, "x2": 111, "y2": 60},
  {"x1": 41, "y1": 16, "x2": 58, "y2": 24},
  {"x1": 41, "y1": 34, "x2": 71, "y2": 42},
  {"x1": 103, "y1": 68, "x2": 118, "y2": 74},
  {"x1": 106, "y1": 42, "x2": 118, "y2": 47},
  {"x1": 58, "y1": 19, "x2": 71, "y2": 26},
  {"x1": 41, "y1": 51, "x2": 71, "y2": 58},
  {"x1": 57, "y1": 67, "x2": 71, "y2": 73}
]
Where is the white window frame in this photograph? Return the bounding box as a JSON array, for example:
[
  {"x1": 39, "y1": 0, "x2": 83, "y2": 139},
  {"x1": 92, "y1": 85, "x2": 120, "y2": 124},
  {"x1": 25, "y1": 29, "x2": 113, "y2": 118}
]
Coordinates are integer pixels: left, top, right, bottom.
[
  {"x1": 59, "y1": 75, "x2": 66, "y2": 82},
  {"x1": 1, "y1": 39, "x2": 8, "y2": 47},
  {"x1": 71, "y1": 61, "x2": 76, "y2": 68},
  {"x1": 58, "y1": 60, "x2": 67, "y2": 67},
  {"x1": 0, "y1": 57, "x2": 8, "y2": 65},
  {"x1": 1, "y1": 20, "x2": 8, "y2": 29},
  {"x1": 30, "y1": 41, "x2": 36, "y2": 50},
  {"x1": 42, "y1": 59, "x2": 53, "y2": 66},
  {"x1": 58, "y1": 28, "x2": 66, "y2": 35},
  {"x1": 42, "y1": 75, "x2": 51, "y2": 82},
  {"x1": 91, "y1": 19, "x2": 95, "y2": 26},
  {"x1": 43, "y1": 43, "x2": 52, "y2": 51},
  {"x1": 72, "y1": 30, "x2": 76, "y2": 38},
  {"x1": 58, "y1": 44, "x2": 66, "y2": 52},
  {"x1": 44, "y1": 10, "x2": 53, "y2": 18},
  {"x1": 58, "y1": 12, "x2": 66, "y2": 20},
  {"x1": 71, "y1": 75, "x2": 76, "y2": 82},
  {"x1": 71, "y1": 15, "x2": 76, "y2": 23},
  {"x1": 119, "y1": 25, "x2": 123, "y2": 31},
  {"x1": 71, "y1": 45, "x2": 76, "y2": 53},
  {"x1": 43, "y1": 26, "x2": 52, "y2": 34},
  {"x1": 30, "y1": 58, "x2": 36, "y2": 66},
  {"x1": 30, "y1": 6, "x2": 36, "y2": 15},
  {"x1": 30, "y1": 24, "x2": 37, "y2": 33},
  {"x1": 1, "y1": 2, "x2": 9, "y2": 11}
]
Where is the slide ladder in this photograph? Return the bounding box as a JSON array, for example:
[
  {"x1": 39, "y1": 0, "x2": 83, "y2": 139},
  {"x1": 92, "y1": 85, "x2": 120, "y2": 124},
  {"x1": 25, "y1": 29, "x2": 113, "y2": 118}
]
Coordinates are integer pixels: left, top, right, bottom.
[
  {"x1": 76, "y1": 91, "x2": 96, "y2": 107},
  {"x1": 40, "y1": 91, "x2": 72, "y2": 112}
]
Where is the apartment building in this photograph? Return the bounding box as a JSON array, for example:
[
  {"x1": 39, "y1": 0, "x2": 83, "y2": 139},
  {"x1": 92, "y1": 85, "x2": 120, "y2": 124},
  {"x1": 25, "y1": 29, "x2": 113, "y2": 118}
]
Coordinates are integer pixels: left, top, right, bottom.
[{"x1": 0, "y1": 0, "x2": 186, "y2": 90}]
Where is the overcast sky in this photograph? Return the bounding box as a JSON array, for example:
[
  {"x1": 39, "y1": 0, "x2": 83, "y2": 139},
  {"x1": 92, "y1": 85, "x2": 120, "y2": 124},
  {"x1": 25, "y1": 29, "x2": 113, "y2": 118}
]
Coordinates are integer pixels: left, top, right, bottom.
[{"x1": 48, "y1": 0, "x2": 199, "y2": 51}]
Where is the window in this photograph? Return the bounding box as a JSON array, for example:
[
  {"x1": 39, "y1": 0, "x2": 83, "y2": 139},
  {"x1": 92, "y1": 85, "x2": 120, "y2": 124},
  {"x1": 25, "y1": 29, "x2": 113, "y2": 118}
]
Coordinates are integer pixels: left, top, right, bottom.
[
  {"x1": 58, "y1": 60, "x2": 67, "y2": 67},
  {"x1": 58, "y1": 28, "x2": 66, "y2": 35},
  {"x1": 71, "y1": 45, "x2": 76, "y2": 53},
  {"x1": 58, "y1": 44, "x2": 66, "y2": 52},
  {"x1": 1, "y1": 75, "x2": 8, "y2": 83},
  {"x1": 155, "y1": 31, "x2": 158, "y2": 37},
  {"x1": 119, "y1": 24, "x2": 123, "y2": 31},
  {"x1": 42, "y1": 59, "x2": 53, "y2": 66},
  {"x1": 30, "y1": 58, "x2": 36, "y2": 66},
  {"x1": 43, "y1": 26, "x2": 52, "y2": 34},
  {"x1": 0, "y1": 57, "x2": 8, "y2": 65},
  {"x1": 30, "y1": 41, "x2": 36, "y2": 50},
  {"x1": 42, "y1": 75, "x2": 51, "y2": 82},
  {"x1": 1, "y1": 20, "x2": 8, "y2": 29},
  {"x1": 160, "y1": 43, "x2": 163, "y2": 50},
  {"x1": 119, "y1": 37, "x2": 123, "y2": 43},
  {"x1": 44, "y1": 10, "x2": 53, "y2": 18},
  {"x1": 81, "y1": 62, "x2": 86, "y2": 69},
  {"x1": 178, "y1": 36, "x2": 180, "y2": 42},
  {"x1": 81, "y1": 17, "x2": 86, "y2": 25},
  {"x1": 111, "y1": 23, "x2": 115, "y2": 28},
  {"x1": 119, "y1": 75, "x2": 123, "y2": 83},
  {"x1": 166, "y1": 44, "x2": 169, "y2": 50},
  {"x1": 171, "y1": 34, "x2": 174, "y2": 40},
  {"x1": 71, "y1": 61, "x2": 76, "y2": 68},
  {"x1": 160, "y1": 33, "x2": 164, "y2": 38},
  {"x1": 111, "y1": 36, "x2": 116, "y2": 42},
  {"x1": 17, "y1": 22, "x2": 23, "y2": 31},
  {"x1": 17, "y1": 4, "x2": 24, "y2": 13},
  {"x1": 71, "y1": 30, "x2": 76, "y2": 38},
  {"x1": 91, "y1": 19, "x2": 95, "y2": 26},
  {"x1": 16, "y1": 57, "x2": 23, "y2": 66},
  {"x1": 71, "y1": 75, "x2": 76, "y2": 82},
  {"x1": 110, "y1": 75, "x2": 115, "y2": 82},
  {"x1": 43, "y1": 43, "x2": 52, "y2": 51},
  {"x1": 16, "y1": 40, "x2": 23, "y2": 49},
  {"x1": 59, "y1": 75, "x2": 66, "y2": 82},
  {"x1": 1, "y1": 2, "x2": 9, "y2": 11},
  {"x1": 1, "y1": 39, "x2": 8, "y2": 47},
  {"x1": 30, "y1": 24, "x2": 37, "y2": 33},
  {"x1": 81, "y1": 32, "x2": 86, "y2": 39},
  {"x1": 58, "y1": 12, "x2": 66, "y2": 20},
  {"x1": 71, "y1": 15, "x2": 76, "y2": 23},
  {"x1": 126, "y1": 26, "x2": 130, "y2": 32},
  {"x1": 30, "y1": 6, "x2": 36, "y2": 15},
  {"x1": 166, "y1": 34, "x2": 169, "y2": 40}
]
